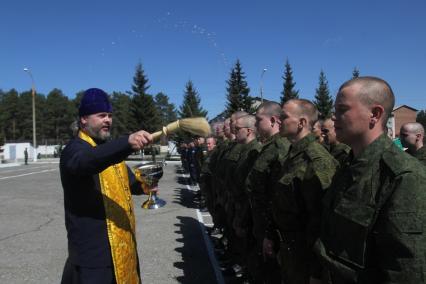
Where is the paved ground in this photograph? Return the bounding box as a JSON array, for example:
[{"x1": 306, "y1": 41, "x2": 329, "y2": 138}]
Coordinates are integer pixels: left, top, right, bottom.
[{"x1": 0, "y1": 160, "x2": 222, "y2": 284}]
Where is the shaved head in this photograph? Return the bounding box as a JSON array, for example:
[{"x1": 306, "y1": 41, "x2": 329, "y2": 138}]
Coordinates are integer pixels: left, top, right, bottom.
[
  {"x1": 339, "y1": 76, "x2": 395, "y2": 128},
  {"x1": 257, "y1": 101, "x2": 283, "y2": 117},
  {"x1": 288, "y1": 99, "x2": 319, "y2": 128},
  {"x1": 401, "y1": 122, "x2": 425, "y2": 135},
  {"x1": 237, "y1": 114, "x2": 257, "y2": 130}
]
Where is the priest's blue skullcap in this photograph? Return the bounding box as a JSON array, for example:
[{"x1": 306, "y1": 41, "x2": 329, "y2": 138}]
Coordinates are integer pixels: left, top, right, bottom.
[{"x1": 78, "y1": 88, "x2": 112, "y2": 117}]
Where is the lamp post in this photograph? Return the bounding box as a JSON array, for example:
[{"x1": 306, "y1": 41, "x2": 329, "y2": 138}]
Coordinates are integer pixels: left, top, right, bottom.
[
  {"x1": 260, "y1": 68, "x2": 267, "y2": 103},
  {"x1": 23, "y1": 68, "x2": 37, "y2": 162}
]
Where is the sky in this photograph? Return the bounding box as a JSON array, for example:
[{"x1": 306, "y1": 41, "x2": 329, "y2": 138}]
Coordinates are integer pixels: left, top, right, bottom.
[{"x1": 1, "y1": 0, "x2": 425, "y2": 119}]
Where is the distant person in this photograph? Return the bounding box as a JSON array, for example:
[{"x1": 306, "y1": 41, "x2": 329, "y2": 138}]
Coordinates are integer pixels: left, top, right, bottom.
[
  {"x1": 24, "y1": 148, "x2": 28, "y2": 165},
  {"x1": 400, "y1": 122, "x2": 426, "y2": 165},
  {"x1": 60, "y1": 88, "x2": 152, "y2": 284},
  {"x1": 321, "y1": 118, "x2": 351, "y2": 166},
  {"x1": 315, "y1": 77, "x2": 426, "y2": 283},
  {"x1": 312, "y1": 119, "x2": 324, "y2": 144}
]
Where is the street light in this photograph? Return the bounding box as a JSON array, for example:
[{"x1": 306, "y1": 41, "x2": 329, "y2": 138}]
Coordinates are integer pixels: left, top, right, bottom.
[
  {"x1": 23, "y1": 67, "x2": 37, "y2": 162},
  {"x1": 260, "y1": 68, "x2": 267, "y2": 103}
]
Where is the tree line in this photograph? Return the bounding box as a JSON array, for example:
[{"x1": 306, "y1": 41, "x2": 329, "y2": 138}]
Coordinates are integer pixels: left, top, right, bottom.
[{"x1": 1, "y1": 61, "x2": 424, "y2": 145}]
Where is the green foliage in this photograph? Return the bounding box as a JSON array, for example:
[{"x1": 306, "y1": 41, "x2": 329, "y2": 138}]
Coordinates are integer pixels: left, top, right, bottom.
[
  {"x1": 280, "y1": 59, "x2": 299, "y2": 104},
  {"x1": 178, "y1": 80, "x2": 207, "y2": 118},
  {"x1": 314, "y1": 70, "x2": 334, "y2": 119},
  {"x1": 44, "y1": 88, "x2": 75, "y2": 143},
  {"x1": 110, "y1": 92, "x2": 133, "y2": 137},
  {"x1": 352, "y1": 67, "x2": 360, "y2": 79},
  {"x1": 130, "y1": 63, "x2": 161, "y2": 133},
  {"x1": 225, "y1": 59, "x2": 251, "y2": 116},
  {"x1": 417, "y1": 110, "x2": 426, "y2": 131},
  {"x1": 155, "y1": 92, "x2": 177, "y2": 126},
  {"x1": 1, "y1": 89, "x2": 20, "y2": 141}
]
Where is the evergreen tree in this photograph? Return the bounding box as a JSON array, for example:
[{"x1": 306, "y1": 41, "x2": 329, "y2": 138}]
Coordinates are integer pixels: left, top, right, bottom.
[
  {"x1": 314, "y1": 70, "x2": 334, "y2": 119},
  {"x1": 417, "y1": 110, "x2": 426, "y2": 132},
  {"x1": 225, "y1": 59, "x2": 251, "y2": 116},
  {"x1": 155, "y1": 92, "x2": 177, "y2": 126},
  {"x1": 17, "y1": 91, "x2": 34, "y2": 140},
  {"x1": 280, "y1": 59, "x2": 299, "y2": 104},
  {"x1": 110, "y1": 91, "x2": 133, "y2": 137},
  {"x1": 1, "y1": 89, "x2": 20, "y2": 141},
  {"x1": 130, "y1": 63, "x2": 161, "y2": 133},
  {"x1": 352, "y1": 67, "x2": 360, "y2": 79},
  {"x1": 0, "y1": 89, "x2": 6, "y2": 143},
  {"x1": 45, "y1": 88, "x2": 74, "y2": 143},
  {"x1": 178, "y1": 80, "x2": 207, "y2": 118}
]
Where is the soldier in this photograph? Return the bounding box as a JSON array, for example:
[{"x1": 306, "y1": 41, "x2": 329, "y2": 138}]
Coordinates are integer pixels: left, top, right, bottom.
[
  {"x1": 313, "y1": 119, "x2": 324, "y2": 144},
  {"x1": 400, "y1": 122, "x2": 426, "y2": 166},
  {"x1": 199, "y1": 136, "x2": 217, "y2": 212},
  {"x1": 215, "y1": 111, "x2": 249, "y2": 277},
  {"x1": 321, "y1": 118, "x2": 351, "y2": 166},
  {"x1": 314, "y1": 77, "x2": 426, "y2": 283},
  {"x1": 246, "y1": 101, "x2": 290, "y2": 283},
  {"x1": 264, "y1": 99, "x2": 338, "y2": 284},
  {"x1": 230, "y1": 114, "x2": 262, "y2": 280},
  {"x1": 24, "y1": 148, "x2": 28, "y2": 165},
  {"x1": 209, "y1": 118, "x2": 234, "y2": 238}
]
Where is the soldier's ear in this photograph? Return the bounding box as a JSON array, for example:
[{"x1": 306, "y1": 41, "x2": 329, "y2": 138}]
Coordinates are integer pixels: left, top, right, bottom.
[
  {"x1": 370, "y1": 105, "x2": 385, "y2": 128},
  {"x1": 299, "y1": 117, "x2": 307, "y2": 129}
]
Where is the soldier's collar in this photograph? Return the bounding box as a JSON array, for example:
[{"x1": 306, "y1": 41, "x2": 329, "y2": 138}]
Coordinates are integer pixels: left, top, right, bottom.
[{"x1": 289, "y1": 133, "x2": 316, "y2": 155}]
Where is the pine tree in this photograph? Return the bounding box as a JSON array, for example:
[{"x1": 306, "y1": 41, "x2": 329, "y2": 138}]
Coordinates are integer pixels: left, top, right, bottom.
[
  {"x1": 280, "y1": 59, "x2": 299, "y2": 104},
  {"x1": 155, "y1": 92, "x2": 177, "y2": 126},
  {"x1": 17, "y1": 91, "x2": 33, "y2": 140},
  {"x1": 417, "y1": 110, "x2": 426, "y2": 132},
  {"x1": 352, "y1": 67, "x2": 360, "y2": 79},
  {"x1": 110, "y1": 91, "x2": 133, "y2": 137},
  {"x1": 1, "y1": 89, "x2": 20, "y2": 141},
  {"x1": 225, "y1": 59, "x2": 251, "y2": 116},
  {"x1": 178, "y1": 80, "x2": 207, "y2": 118},
  {"x1": 44, "y1": 88, "x2": 74, "y2": 143},
  {"x1": 130, "y1": 63, "x2": 161, "y2": 133},
  {"x1": 314, "y1": 70, "x2": 334, "y2": 119}
]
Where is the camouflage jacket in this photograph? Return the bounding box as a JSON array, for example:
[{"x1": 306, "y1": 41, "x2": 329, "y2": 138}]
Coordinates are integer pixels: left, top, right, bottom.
[
  {"x1": 406, "y1": 146, "x2": 426, "y2": 167},
  {"x1": 316, "y1": 134, "x2": 426, "y2": 283},
  {"x1": 246, "y1": 133, "x2": 290, "y2": 241},
  {"x1": 329, "y1": 143, "x2": 351, "y2": 167}
]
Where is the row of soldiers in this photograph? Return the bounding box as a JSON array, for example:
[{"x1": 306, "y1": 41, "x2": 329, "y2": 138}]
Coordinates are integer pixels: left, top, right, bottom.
[{"x1": 192, "y1": 76, "x2": 426, "y2": 284}]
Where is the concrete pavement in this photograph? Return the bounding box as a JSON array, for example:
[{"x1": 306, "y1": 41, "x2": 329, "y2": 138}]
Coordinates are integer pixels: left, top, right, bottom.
[{"x1": 0, "y1": 160, "x2": 220, "y2": 284}]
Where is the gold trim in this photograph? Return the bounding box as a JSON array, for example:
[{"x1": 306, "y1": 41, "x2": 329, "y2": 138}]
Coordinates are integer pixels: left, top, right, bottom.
[{"x1": 78, "y1": 131, "x2": 140, "y2": 284}]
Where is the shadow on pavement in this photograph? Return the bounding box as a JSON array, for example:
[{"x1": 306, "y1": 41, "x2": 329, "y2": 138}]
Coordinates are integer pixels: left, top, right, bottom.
[
  {"x1": 172, "y1": 188, "x2": 199, "y2": 209},
  {"x1": 173, "y1": 216, "x2": 216, "y2": 284}
]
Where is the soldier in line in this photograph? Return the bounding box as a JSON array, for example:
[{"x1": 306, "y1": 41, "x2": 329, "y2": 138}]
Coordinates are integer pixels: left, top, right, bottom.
[
  {"x1": 321, "y1": 118, "x2": 351, "y2": 166},
  {"x1": 230, "y1": 114, "x2": 262, "y2": 280},
  {"x1": 246, "y1": 101, "x2": 290, "y2": 283},
  {"x1": 199, "y1": 136, "x2": 217, "y2": 213},
  {"x1": 217, "y1": 113, "x2": 249, "y2": 269},
  {"x1": 209, "y1": 118, "x2": 235, "y2": 239},
  {"x1": 264, "y1": 99, "x2": 338, "y2": 284},
  {"x1": 313, "y1": 119, "x2": 324, "y2": 144},
  {"x1": 187, "y1": 141, "x2": 198, "y2": 185},
  {"x1": 400, "y1": 122, "x2": 426, "y2": 166},
  {"x1": 314, "y1": 77, "x2": 426, "y2": 283}
]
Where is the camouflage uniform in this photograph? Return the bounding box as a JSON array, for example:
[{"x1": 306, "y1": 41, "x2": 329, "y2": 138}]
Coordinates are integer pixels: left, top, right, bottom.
[
  {"x1": 230, "y1": 139, "x2": 262, "y2": 269},
  {"x1": 406, "y1": 146, "x2": 426, "y2": 166},
  {"x1": 209, "y1": 139, "x2": 230, "y2": 229},
  {"x1": 267, "y1": 133, "x2": 338, "y2": 284},
  {"x1": 246, "y1": 133, "x2": 290, "y2": 283},
  {"x1": 329, "y1": 143, "x2": 351, "y2": 166},
  {"x1": 199, "y1": 150, "x2": 214, "y2": 214},
  {"x1": 315, "y1": 134, "x2": 426, "y2": 283}
]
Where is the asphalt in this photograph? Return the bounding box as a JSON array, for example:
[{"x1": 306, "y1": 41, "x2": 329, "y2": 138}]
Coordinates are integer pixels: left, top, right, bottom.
[{"x1": 0, "y1": 160, "x2": 220, "y2": 284}]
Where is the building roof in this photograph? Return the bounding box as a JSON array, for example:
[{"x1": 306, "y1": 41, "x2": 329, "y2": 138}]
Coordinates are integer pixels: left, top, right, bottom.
[{"x1": 392, "y1": 105, "x2": 418, "y2": 112}]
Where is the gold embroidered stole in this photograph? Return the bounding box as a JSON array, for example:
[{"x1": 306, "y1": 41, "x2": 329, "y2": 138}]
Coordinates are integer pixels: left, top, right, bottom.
[{"x1": 78, "y1": 131, "x2": 140, "y2": 284}]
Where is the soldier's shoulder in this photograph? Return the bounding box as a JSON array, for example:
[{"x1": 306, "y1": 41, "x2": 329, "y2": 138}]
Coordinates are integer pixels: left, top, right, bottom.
[
  {"x1": 382, "y1": 144, "x2": 426, "y2": 177},
  {"x1": 306, "y1": 141, "x2": 338, "y2": 188}
]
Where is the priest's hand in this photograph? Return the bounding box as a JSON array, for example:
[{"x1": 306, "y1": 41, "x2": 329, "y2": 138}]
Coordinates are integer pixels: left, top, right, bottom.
[{"x1": 129, "y1": 130, "x2": 153, "y2": 151}]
